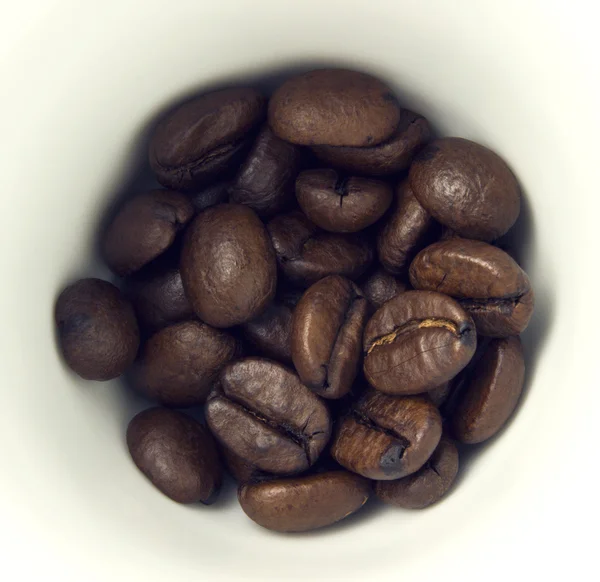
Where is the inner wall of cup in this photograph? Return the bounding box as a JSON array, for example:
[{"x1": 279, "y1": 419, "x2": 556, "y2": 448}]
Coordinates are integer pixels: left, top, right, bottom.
[{"x1": 3, "y1": 2, "x2": 586, "y2": 580}]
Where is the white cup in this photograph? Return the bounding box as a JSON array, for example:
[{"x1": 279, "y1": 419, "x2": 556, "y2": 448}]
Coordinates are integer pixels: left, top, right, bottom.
[{"x1": 1, "y1": 1, "x2": 599, "y2": 580}]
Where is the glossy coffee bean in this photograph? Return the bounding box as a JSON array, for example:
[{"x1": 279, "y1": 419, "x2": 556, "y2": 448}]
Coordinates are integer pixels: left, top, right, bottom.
[
  {"x1": 133, "y1": 320, "x2": 238, "y2": 407},
  {"x1": 125, "y1": 258, "x2": 194, "y2": 333},
  {"x1": 363, "y1": 290, "x2": 477, "y2": 395},
  {"x1": 241, "y1": 302, "x2": 293, "y2": 364},
  {"x1": 312, "y1": 109, "x2": 431, "y2": 176},
  {"x1": 296, "y1": 169, "x2": 393, "y2": 233},
  {"x1": 452, "y1": 336, "x2": 525, "y2": 444},
  {"x1": 230, "y1": 125, "x2": 301, "y2": 217},
  {"x1": 409, "y1": 138, "x2": 521, "y2": 241},
  {"x1": 360, "y1": 267, "x2": 408, "y2": 311},
  {"x1": 190, "y1": 180, "x2": 231, "y2": 212},
  {"x1": 267, "y1": 211, "x2": 373, "y2": 287},
  {"x1": 292, "y1": 276, "x2": 368, "y2": 399},
  {"x1": 149, "y1": 88, "x2": 265, "y2": 191},
  {"x1": 127, "y1": 408, "x2": 222, "y2": 504},
  {"x1": 102, "y1": 190, "x2": 194, "y2": 276},
  {"x1": 375, "y1": 437, "x2": 458, "y2": 508},
  {"x1": 377, "y1": 180, "x2": 439, "y2": 275},
  {"x1": 331, "y1": 391, "x2": 442, "y2": 480},
  {"x1": 205, "y1": 358, "x2": 331, "y2": 475},
  {"x1": 409, "y1": 238, "x2": 535, "y2": 337},
  {"x1": 55, "y1": 278, "x2": 139, "y2": 381},
  {"x1": 238, "y1": 470, "x2": 371, "y2": 532},
  {"x1": 269, "y1": 69, "x2": 400, "y2": 146},
  {"x1": 181, "y1": 204, "x2": 277, "y2": 328}
]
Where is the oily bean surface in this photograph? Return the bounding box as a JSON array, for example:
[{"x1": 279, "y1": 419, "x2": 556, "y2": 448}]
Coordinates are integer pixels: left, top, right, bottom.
[{"x1": 242, "y1": 302, "x2": 293, "y2": 365}]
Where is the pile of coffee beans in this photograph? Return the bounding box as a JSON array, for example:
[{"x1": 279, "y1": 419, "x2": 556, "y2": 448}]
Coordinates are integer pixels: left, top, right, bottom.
[{"x1": 55, "y1": 68, "x2": 534, "y2": 533}]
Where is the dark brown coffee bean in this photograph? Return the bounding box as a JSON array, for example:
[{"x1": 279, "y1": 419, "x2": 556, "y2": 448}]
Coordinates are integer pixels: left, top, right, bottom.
[
  {"x1": 267, "y1": 211, "x2": 373, "y2": 287},
  {"x1": 127, "y1": 408, "x2": 222, "y2": 504},
  {"x1": 375, "y1": 436, "x2": 458, "y2": 508},
  {"x1": 220, "y1": 445, "x2": 264, "y2": 483},
  {"x1": 125, "y1": 258, "x2": 194, "y2": 333},
  {"x1": 363, "y1": 290, "x2": 477, "y2": 395},
  {"x1": 409, "y1": 238, "x2": 535, "y2": 337},
  {"x1": 149, "y1": 88, "x2": 265, "y2": 191},
  {"x1": 377, "y1": 180, "x2": 439, "y2": 275},
  {"x1": 296, "y1": 169, "x2": 393, "y2": 233},
  {"x1": 205, "y1": 358, "x2": 331, "y2": 475},
  {"x1": 190, "y1": 180, "x2": 231, "y2": 212},
  {"x1": 55, "y1": 278, "x2": 139, "y2": 381},
  {"x1": 181, "y1": 204, "x2": 277, "y2": 328},
  {"x1": 241, "y1": 302, "x2": 293, "y2": 364},
  {"x1": 238, "y1": 470, "x2": 370, "y2": 532},
  {"x1": 132, "y1": 320, "x2": 237, "y2": 407},
  {"x1": 269, "y1": 69, "x2": 400, "y2": 147},
  {"x1": 410, "y1": 138, "x2": 521, "y2": 241},
  {"x1": 102, "y1": 190, "x2": 193, "y2": 276},
  {"x1": 292, "y1": 276, "x2": 368, "y2": 399},
  {"x1": 451, "y1": 336, "x2": 525, "y2": 444},
  {"x1": 230, "y1": 125, "x2": 301, "y2": 217},
  {"x1": 331, "y1": 391, "x2": 442, "y2": 480},
  {"x1": 428, "y1": 382, "x2": 452, "y2": 407},
  {"x1": 360, "y1": 267, "x2": 408, "y2": 311},
  {"x1": 312, "y1": 109, "x2": 431, "y2": 176}
]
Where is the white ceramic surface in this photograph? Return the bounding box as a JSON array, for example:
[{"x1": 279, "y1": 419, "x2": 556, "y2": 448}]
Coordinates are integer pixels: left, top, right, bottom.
[{"x1": 1, "y1": 1, "x2": 599, "y2": 580}]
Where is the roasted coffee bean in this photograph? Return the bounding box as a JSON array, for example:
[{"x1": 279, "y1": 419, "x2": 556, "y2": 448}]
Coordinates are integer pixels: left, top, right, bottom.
[
  {"x1": 102, "y1": 190, "x2": 194, "y2": 276},
  {"x1": 267, "y1": 211, "x2": 373, "y2": 287},
  {"x1": 132, "y1": 320, "x2": 238, "y2": 407},
  {"x1": 377, "y1": 180, "x2": 439, "y2": 275},
  {"x1": 312, "y1": 109, "x2": 431, "y2": 176},
  {"x1": 409, "y1": 238, "x2": 535, "y2": 337},
  {"x1": 55, "y1": 278, "x2": 139, "y2": 381},
  {"x1": 269, "y1": 69, "x2": 400, "y2": 147},
  {"x1": 331, "y1": 391, "x2": 442, "y2": 480},
  {"x1": 451, "y1": 336, "x2": 525, "y2": 444},
  {"x1": 428, "y1": 382, "x2": 452, "y2": 408},
  {"x1": 190, "y1": 180, "x2": 231, "y2": 212},
  {"x1": 149, "y1": 88, "x2": 265, "y2": 191},
  {"x1": 127, "y1": 408, "x2": 222, "y2": 504},
  {"x1": 375, "y1": 436, "x2": 458, "y2": 508},
  {"x1": 230, "y1": 125, "x2": 301, "y2": 217},
  {"x1": 363, "y1": 290, "x2": 477, "y2": 395},
  {"x1": 292, "y1": 276, "x2": 368, "y2": 399},
  {"x1": 205, "y1": 358, "x2": 331, "y2": 475},
  {"x1": 238, "y1": 470, "x2": 371, "y2": 532},
  {"x1": 296, "y1": 169, "x2": 393, "y2": 233},
  {"x1": 410, "y1": 138, "x2": 521, "y2": 241},
  {"x1": 220, "y1": 445, "x2": 264, "y2": 483},
  {"x1": 181, "y1": 204, "x2": 277, "y2": 328},
  {"x1": 125, "y1": 257, "x2": 194, "y2": 333},
  {"x1": 241, "y1": 302, "x2": 293, "y2": 364},
  {"x1": 360, "y1": 267, "x2": 408, "y2": 311}
]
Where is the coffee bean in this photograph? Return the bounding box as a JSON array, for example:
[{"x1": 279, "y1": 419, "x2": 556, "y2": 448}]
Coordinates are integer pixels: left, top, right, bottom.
[
  {"x1": 267, "y1": 211, "x2": 373, "y2": 287},
  {"x1": 375, "y1": 436, "x2": 458, "y2": 508},
  {"x1": 103, "y1": 190, "x2": 194, "y2": 276},
  {"x1": 312, "y1": 109, "x2": 431, "y2": 176},
  {"x1": 377, "y1": 180, "x2": 439, "y2": 275},
  {"x1": 241, "y1": 301, "x2": 293, "y2": 364},
  {"x1": 230, "y1": 125, "x2": 301, "y2": 217},
  {"x1": 409, "y1": 138, "x2": 521, "y2": 241},
  {"x1": 124, "y1": 257, "x2": 194, "y2": 333},
  {"x1": 451, "y1": 336, "x2": 525, "y2": 444},
  {"x1": 363, "y1": 290, "x2": 477, "y2": 395},
  {"x1": 292, "y1": 276, "x2": 368, "y2": 399},
  {"x1": 220, "y1": 445, "x2": 264, "y2": 483},
  {"x1": 190, "y1": 180, "x2": 231, "y2": 212},
  {"x1": 132, "y1": 320, "x2": 238, "y2": 407},
  {"x1": 238, "y1": 470, "x2": 371, "y2": 532},
  {"x1": 205, "y1": 358, "x2": 331, "y2": 475},
  {"x1": 181, "y1": 204, "x2": 277, "y2": 328},
  {"x1": 149, "y1": 88, "x2": 265, "y2": 191},
  {"x1": 409, "y1": 238, "x2": 535, "y2": 337},
  {"x1": 360, "y1": 267, "x2": 408, "y2": 311},
  {"x1": 127, "y1": 408, "x2": 222, "y2": 504},
  {"x1": 269, "y1": 69, "x2": 400, "y2": 146},
  {"x1": 428, "y1": 382, "x2": 452, "y2": 408},
  {"x1": 296, "y1": 169, "x2": 393, "y2": 233},
  {"x1": 55, "y1": 278, "x2": 139, "y2": 380},
  {"x1": 331, "y1": 391, "x2": 442, "y2": 480}
]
